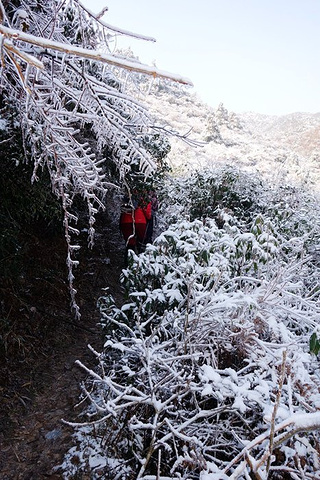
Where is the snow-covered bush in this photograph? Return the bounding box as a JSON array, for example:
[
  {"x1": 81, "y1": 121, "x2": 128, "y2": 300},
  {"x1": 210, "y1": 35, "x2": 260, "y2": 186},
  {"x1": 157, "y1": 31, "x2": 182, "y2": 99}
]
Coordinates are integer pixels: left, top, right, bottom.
[
  {"x1": 160, "y1": 166, "x2": 320, "y2": 252},
  {"x1": 65, "y1": 207, "x2": 320, "y2": 479},
  {"x1": 157, "y1": 166, "x2": 269, "y2": 232},
  {"x1": 185, "y1": 167, "x2": 267, "y2": 223}
]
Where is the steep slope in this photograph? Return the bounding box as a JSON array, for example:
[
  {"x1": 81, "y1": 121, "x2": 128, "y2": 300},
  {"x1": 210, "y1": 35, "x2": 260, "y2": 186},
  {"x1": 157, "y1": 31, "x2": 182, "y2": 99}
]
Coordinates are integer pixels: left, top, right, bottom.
[{"x1": 137, "y1": 79, "x2": 320, "y2": 190}]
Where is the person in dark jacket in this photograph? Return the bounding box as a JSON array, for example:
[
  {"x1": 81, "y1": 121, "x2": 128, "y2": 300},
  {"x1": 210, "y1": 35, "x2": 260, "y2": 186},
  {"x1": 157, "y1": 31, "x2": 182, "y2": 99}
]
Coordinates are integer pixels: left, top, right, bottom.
[
  {"x1": 134, "y1": 201, "x2": 152, "y2": 252},
  {"x1": 145, "y1": 190, "x2": 158, "y2": 245}
]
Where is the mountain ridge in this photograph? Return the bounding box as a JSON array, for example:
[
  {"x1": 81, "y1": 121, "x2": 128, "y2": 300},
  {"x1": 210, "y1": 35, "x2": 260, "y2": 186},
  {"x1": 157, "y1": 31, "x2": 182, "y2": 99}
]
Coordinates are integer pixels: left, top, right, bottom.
[{"x1": 137, "y1": 80, "x2": 320, "y2": 190}]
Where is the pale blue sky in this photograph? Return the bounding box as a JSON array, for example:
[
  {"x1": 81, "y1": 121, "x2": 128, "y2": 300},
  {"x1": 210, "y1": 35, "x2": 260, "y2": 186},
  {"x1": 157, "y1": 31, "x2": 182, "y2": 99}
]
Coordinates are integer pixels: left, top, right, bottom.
[{"x1": 84, "y1": 0, "x2": 320, "y2": 115}]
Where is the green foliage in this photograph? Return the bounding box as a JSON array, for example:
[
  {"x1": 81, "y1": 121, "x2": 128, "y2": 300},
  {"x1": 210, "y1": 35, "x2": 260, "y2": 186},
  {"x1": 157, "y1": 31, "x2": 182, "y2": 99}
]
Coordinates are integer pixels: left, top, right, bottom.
[
  {"x1": 160, "y1": 166, "x2": 320, "y2": 265},
  {"x1": 0, "y1": 127, "x2": 62, "y2": 279},
  {"x1": 119, "y1": 132, "x2": 172, "y2": 207},
  {"x1": 309, "y1": 332, "x2": 320, "y2": 355},
  {"x1": 117, "y1": 212, "x2": 283, "y2": 325},
  {"x1": 186, "y1": 167, "x2": 266, "y2": 222},
  {"x1": 158, "y1": 166, "x2": 268, "y2": 230},
  {"x1": 0, "y1": 157, "x2": 62, "y2": 228},
  {"x1": 140, "y1": 132, "x2": 171, "y2": 162}
]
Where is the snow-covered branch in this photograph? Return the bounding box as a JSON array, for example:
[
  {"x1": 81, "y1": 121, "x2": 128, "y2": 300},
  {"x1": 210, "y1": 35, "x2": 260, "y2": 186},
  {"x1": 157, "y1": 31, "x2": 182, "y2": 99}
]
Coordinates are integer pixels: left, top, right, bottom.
[
  {"x1": 77, "y1": 0, "x2": 157, "y2": 42},
  {"x1": 1, "y1": 0, "x2": 191, "y2": 315},
  {"x1": 0, "y1": 24, "x2": 193, "y2": 85}
]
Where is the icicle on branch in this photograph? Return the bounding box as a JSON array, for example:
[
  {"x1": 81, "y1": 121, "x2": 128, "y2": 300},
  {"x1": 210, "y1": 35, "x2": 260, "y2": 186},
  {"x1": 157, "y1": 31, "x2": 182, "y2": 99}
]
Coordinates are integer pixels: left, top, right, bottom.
[{"x1": 0, "y1": 24, "x2": 193, "y2": 86}]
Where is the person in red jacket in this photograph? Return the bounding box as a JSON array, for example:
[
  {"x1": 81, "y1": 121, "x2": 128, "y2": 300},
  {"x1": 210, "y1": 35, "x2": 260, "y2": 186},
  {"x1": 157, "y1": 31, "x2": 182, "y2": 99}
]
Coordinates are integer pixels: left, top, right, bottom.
[
  {"x1": 120, "y1": 201, "x2": 136, "y2": 250},
  {"x1": 120, "y1": 196, "x2": 152, "y2": 261}
]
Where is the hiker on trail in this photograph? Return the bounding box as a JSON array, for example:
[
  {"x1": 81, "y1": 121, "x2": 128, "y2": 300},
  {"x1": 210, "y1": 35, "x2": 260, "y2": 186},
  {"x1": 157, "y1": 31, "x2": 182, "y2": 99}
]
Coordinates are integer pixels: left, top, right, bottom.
[
  {"x1": 134, "y1": 199, "x2": 152, "y2": 252},
  {"x1": 119, "y1": 195, "x2": 152, "y2": 262},
  {"x1": 119, "y1": 198, "x2": 136, "y2": 251}
]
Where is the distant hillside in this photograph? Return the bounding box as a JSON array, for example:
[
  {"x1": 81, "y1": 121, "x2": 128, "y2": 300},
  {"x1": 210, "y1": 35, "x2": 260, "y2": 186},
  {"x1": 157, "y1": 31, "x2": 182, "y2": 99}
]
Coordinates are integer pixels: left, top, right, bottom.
[
  {"x1": 241, "y1": 111, "x2": 320, "y2": 157},
  {"x1": 134, "y1": 78, "x2": 320, "y2": 191}
]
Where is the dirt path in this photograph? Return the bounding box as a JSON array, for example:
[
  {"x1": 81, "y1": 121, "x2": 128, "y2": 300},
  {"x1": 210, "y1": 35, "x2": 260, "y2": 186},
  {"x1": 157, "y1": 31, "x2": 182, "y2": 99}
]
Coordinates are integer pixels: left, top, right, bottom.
[
  {"x1": 0, "y1": 323, "x2": 101, "y2": 479},
  {"x1": 0, "y1": 212, "x2": 125, "y2": 479}
]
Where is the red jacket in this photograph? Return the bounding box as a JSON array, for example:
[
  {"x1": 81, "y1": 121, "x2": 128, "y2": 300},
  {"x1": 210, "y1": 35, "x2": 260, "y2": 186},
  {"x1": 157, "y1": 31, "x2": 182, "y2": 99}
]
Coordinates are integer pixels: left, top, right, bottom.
[
  {"x1": 134, "y1": 203, "x2": 152, "y2": 224},
  {"x1": 120, "y1": 211, "x2": 134, "y2": 224},
  {"x1": 120, "y1": 202, "x2": 152, "y2": 226}
]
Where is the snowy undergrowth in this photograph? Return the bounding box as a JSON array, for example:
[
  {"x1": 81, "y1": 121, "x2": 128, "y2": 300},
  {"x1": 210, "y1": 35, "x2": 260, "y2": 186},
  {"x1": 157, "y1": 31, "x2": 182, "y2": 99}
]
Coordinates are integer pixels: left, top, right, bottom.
[{"x1": 61, "y1": 169, "x2": 320, "y2": 479}]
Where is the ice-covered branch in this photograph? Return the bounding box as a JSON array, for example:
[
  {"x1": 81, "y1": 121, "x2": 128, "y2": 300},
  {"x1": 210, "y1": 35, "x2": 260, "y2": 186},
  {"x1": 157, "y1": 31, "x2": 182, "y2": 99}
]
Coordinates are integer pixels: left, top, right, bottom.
[
  {"x1": 77, "y1": 0, "x2": 157, "y2": 42},
  {"x1": 0, "y1": 24, "x2": 193, "y2": 85}
]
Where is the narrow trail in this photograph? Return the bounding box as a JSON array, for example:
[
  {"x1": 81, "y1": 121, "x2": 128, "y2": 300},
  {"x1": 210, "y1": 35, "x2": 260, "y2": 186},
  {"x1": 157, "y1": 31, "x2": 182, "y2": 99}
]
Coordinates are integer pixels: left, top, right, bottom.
[{"x1": 0, "y1": 212, "x2": 125, "y2": 479}]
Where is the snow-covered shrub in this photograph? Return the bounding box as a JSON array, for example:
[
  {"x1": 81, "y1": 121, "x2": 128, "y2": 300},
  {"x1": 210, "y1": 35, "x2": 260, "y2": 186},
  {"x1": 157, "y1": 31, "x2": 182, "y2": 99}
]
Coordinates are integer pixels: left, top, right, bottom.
[
  {"x1": 265, "y1": 183, "x2": 320, "y2": 247},
  {"x1": 119, "y1": 216, "x2": 280, "y2": 318},
  {"x1": 66, "y1": 214, "x2": 320, "y2": 479},
  {"x1": 187, "y1": 168, "x2": 267, "y2": 223},
  {"x1": 155, "y1": 166, "x2": 269, "y2": 237},
  {"x1": 160, "y1": 166, "x2": 320, "y2": 260}
]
